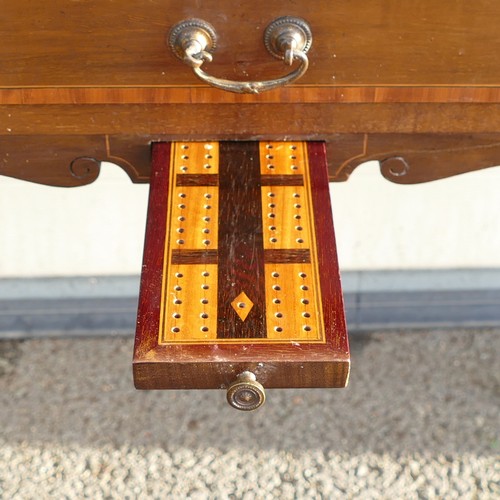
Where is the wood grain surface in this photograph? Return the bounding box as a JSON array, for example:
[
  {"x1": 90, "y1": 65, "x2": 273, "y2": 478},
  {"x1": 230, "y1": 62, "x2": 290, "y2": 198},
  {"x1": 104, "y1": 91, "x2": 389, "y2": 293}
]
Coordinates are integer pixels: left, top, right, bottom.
[
  {"x1": 3, "y1": 1, "x2": 500, "y2": 188},
  {"x1": 3, "y1": 0, "x2": 500, "y2": 89},
  {"x1": 134, "y1": 141, "x2": 349, "y2": 390},
  {"x1": 2, "y1": 132, "x2": 500, "y2": 188}
]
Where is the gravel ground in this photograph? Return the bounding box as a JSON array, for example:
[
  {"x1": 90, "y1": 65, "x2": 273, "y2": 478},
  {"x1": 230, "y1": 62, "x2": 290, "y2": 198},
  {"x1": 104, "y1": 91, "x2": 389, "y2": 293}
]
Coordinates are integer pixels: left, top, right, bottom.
[{"x1": 0, "y1": 329, "x2": 498, "y2": 499}]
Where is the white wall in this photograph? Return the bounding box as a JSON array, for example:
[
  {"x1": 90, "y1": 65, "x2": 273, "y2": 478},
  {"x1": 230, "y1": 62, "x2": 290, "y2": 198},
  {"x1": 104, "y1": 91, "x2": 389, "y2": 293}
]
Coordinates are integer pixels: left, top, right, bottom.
[{"x1": 0, "y1": 160, "x2": 499, "y2": 278}]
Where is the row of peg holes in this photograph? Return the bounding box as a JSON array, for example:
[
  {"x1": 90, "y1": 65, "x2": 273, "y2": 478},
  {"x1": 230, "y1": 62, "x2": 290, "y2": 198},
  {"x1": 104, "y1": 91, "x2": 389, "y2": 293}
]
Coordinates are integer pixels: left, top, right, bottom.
[
  {"x1": 270, "y1": 271, "x2": 312, "y2": 334},
  {"x1": 175, "y1": 192, "x2": 213, "y2": 247},
  {"x1": 267, "y1": 191, "x2": 305, "y2": 245},
  {"x1": 171, "y1": 270, "x2": 212, "y2": 334},
  {"x1": 179, "y1": 143, "x2": 214, "y2": 172},
  {"x1": 265, "y1": 143, "x2": 300, "y2": 171}
]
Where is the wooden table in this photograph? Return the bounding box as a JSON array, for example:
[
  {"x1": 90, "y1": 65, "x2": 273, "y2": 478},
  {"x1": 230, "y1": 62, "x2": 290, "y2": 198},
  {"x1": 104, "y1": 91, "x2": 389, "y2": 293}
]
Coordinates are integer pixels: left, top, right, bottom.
[
  {"x1": 3, "y1": 1, "x2": 500, "y2": 406},
  {"x1": 2, "y1": 0, "x2": 500, "y2": 188}
]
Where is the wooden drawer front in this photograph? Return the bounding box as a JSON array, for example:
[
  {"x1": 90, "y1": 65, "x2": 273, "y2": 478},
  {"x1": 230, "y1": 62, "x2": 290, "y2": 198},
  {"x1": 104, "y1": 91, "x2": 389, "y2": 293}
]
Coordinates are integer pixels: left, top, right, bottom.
[{"x1": 2, "y1": 0, "x2": 500, "y2": 88}]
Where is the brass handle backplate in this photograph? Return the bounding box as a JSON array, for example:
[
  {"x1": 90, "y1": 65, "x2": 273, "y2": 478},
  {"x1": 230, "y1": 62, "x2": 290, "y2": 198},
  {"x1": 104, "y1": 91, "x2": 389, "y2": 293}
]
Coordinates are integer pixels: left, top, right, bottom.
[{"x1": 168, "y1": 17, "x2": 312, "y2": 94}]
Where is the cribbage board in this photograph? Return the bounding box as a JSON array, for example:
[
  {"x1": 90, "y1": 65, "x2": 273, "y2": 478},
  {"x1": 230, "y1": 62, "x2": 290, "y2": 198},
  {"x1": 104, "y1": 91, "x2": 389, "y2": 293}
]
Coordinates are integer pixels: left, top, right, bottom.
[{"x1": 133, "y1": 141, "x2": 349, "y2": 406}]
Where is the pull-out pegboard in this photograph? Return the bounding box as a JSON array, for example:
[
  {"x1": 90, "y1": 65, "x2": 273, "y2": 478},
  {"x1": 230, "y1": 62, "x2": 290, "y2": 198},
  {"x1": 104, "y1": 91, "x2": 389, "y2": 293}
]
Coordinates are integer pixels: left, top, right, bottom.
[{"x1": 134, "y1": 141, "x2": 349, "y2": 391}]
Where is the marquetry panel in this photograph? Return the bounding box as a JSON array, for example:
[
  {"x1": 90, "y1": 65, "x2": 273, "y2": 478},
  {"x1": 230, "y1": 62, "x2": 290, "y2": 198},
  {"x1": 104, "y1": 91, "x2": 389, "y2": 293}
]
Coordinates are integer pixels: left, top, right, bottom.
[
  {"x1": 157, "y1": 140, "x2": 326, "y2": 344},
  {"x1": 134, "y1": 141, "x2": 349, "y2": 390}
]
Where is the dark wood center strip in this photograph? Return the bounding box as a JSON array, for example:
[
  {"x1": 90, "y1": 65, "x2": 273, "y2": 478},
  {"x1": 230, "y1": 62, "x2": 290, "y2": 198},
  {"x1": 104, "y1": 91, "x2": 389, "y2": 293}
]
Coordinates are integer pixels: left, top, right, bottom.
[
  {"x1": 171, "y1": 250, "x2": 218, "y2": 265},
  {"x1": 264, "y1": 249, "x2": 311, "y2": 264},
  {"x1": 176, "y1": 174, "x2": 219, "y2": 186},
  {"x1": 260, "y1": 175, "x2": 304, "y2": 186},
  {"x1": 217, "y1": 142, "x2": 267, "y2": 339}
]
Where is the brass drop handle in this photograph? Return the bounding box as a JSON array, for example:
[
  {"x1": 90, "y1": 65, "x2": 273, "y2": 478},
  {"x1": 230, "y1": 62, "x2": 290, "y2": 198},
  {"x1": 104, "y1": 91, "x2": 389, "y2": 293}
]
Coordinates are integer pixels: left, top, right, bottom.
[{"x1": 169, "y1": 17, "x2": 312, "y2": 94}]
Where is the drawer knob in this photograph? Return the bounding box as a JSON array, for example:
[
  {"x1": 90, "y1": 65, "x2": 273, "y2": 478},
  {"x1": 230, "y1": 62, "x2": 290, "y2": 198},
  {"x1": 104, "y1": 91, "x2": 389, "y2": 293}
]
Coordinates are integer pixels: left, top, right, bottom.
[
  {"x1": 168, "y1": 17, "x2": 312, "y2": 94},
  {"x1": 226, "y1": 371, "x2": 266, "y2": 411}
]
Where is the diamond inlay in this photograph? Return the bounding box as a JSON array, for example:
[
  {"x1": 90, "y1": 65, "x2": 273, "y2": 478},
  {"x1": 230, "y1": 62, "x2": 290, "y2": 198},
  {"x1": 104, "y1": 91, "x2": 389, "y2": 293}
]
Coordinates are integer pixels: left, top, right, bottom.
[{"x1": 231, "y1": 292, "x2": 254, "y2": 322}]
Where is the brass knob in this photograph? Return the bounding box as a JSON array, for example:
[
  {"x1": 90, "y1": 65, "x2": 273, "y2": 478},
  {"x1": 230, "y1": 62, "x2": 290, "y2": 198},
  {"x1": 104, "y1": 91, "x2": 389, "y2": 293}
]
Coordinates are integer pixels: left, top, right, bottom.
[{"x1": 226, "y1": 371, "x2": 266, "y2": 411}]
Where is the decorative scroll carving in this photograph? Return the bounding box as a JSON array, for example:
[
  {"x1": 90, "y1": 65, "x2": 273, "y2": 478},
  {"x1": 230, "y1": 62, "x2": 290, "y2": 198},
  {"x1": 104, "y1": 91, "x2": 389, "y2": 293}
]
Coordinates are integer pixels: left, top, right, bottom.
[
  {"x1": 0, "y1": 135, "x2": 150, "y2": 187},
  {"x1": 328, "y1": 134, "x2": 500, "y2": 184},
  {"x1": 380, "y1": 157, "x2": 411, "y2": 179},
  {"x1": 2, "y1": 133, "x2": 500, "y2": 187},
  {"x1": 69, "y1": 156, "x2": 101, "y2": 181}
]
